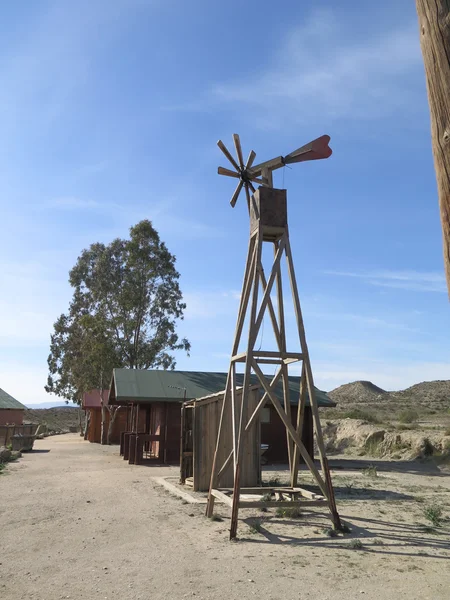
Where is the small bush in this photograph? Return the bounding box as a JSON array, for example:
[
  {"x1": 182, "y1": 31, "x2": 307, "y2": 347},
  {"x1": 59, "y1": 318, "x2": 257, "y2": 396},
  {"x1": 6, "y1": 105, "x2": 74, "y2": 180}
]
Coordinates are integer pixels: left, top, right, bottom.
[
  {"x1": 275, "y1": 506, "x2": 303, "y2": 519},
  {"x1": 260, "y1": 492, "x2": 273, "y2": 502},
  {"x1": 248, "y1": 518, "x2": 263, "y2": 533},
  {"x1": 347, "y1": 539, "x2": 363, "y2": 549},
  {"x1": 364, "y1": 438, "x2": 383, "y2": 457},
  {"x1": 209, "y1": 514, "x2": 223, "y2": 522},
  {"x1": 373, "y1": 538, "x2": 384, "y2": 545},
  {"x1": 422, "y1": 438, "x2": 434, "y2": 457},
  {"x1": 362, "y1": 464, "x2": 378, "y2": 478},
  {"x1": 341, "y1": 409, "x2": 380, "y2": 424},
  {"x1": 398, "y1": 409, "x2": 419, "y2": 424},
  {"x1": 322, "y1": 527, "x2": 338, "y2": 537},
  {"x1": 0, "y1": 462, "x2": 5, "y2": 474},
  {"x1": 423, "y1": 504, "x2": 443, "y2": 527}
]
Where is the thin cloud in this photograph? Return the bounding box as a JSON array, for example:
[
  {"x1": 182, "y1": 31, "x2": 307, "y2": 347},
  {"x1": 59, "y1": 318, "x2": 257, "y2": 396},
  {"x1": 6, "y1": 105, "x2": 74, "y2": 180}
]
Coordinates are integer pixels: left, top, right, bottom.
[
  {"x1": 211, "y1": 9, "x2": 423, "y2": 126},
  {"x1": 50, "y1": 197, "x2": 101, "y2": 210},
  {"x1": 324, "y1": 269, "x2": 447, "y2": 293}
]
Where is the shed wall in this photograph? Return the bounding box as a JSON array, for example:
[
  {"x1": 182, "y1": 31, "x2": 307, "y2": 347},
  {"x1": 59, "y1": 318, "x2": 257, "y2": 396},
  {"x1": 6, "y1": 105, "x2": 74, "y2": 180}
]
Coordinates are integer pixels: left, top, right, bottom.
[
  {"x1": 0, "y1": 409, "x2": 24, "y2": 426},
  {"x1": 261, "y1": 406, "x2": 313, "y2": 463},
  {"x1": 191, "y1": 388, "x2": 261, "y2": 492},
  {"x1": 86, "y1": 407, "x2": 127, "y2": 444}
]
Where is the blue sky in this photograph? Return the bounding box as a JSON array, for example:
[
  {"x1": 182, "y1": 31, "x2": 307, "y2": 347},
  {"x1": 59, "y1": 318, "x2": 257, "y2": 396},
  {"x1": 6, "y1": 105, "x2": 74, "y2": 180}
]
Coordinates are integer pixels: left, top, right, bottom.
[{"x1": 1, "y1": 0, "x2": 449, "y2": 406}]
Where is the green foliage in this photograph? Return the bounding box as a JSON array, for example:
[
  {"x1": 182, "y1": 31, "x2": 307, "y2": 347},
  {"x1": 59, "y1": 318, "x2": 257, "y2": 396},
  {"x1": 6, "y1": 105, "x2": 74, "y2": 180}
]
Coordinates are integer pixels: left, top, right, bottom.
[
  {"x1": 341, "y1": 409, "x2": 380, "y2": 424},
  {"x1": 362, "y1": 464, "x2": 378, "y2": 478},
  {"x1": 422, "y1": 438, "x2": 434, "y2": 457},
  {"x1": 260, "y1": 492, "x2": 273, "y2": 502},
  {"x1": 0, "y1": 462, "x2": 6, "y2": 475},
  {"x1": 423, "y1": 504, "x2": 443, "y2": 527},
  {"x1": 248, "y1": 518, "x2": 263, "y2": 533},
  {"x1": 364, "y1": 437, "x2": 383, "y2": 457},
  {"x1": 398, "y1": 409, "x2": 419, "y2": 424},
  {"x1": 347, "y1": 539, "x2": 363, "y2": 549},
  {"x1": 322, "y1": 527, "x2": 338, "y2": 537},
  {"x1": 46, "y1": 220, "x2": 190, "y2": 403},
  {"x1": 275, "y1": 506, "x2": 303, "y2": 519}
]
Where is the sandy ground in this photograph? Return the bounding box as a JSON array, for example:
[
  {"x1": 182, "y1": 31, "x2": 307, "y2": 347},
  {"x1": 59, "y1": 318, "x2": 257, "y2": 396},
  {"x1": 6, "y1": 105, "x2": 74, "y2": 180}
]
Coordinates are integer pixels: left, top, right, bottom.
[{"x1": 1, "y1": 435, "x2": 450, "y2": 600}]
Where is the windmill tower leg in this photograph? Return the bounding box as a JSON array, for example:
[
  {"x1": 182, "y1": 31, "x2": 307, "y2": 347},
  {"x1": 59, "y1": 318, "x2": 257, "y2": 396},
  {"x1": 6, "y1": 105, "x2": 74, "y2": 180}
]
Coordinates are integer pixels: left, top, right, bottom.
[
  {"x1": 229, "y1": 224, "x2": 264, "y2": 539},
  {"x1": 285, "y1": 233, "x2": 341, "y2": 529},
  {"x1": 273, "y1": 239, "x2": 294, "y2": 474},
  {"x1": 206, "y1": 231, "x2": 258, "y2": 519}
]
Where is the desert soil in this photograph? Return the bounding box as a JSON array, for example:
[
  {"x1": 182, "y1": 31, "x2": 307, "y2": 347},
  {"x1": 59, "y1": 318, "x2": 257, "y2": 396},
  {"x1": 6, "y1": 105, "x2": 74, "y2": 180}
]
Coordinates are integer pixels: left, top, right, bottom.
[{"x1": 1, "y1": 434, "x2": 450, "y2": 600}]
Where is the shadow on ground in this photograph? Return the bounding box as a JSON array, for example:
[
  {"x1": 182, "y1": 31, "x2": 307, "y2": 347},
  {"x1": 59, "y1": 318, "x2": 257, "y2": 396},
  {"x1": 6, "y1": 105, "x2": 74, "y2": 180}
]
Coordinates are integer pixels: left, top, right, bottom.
[{"x1": 238, "y1": 513, "x2": 450, "y2": 558}]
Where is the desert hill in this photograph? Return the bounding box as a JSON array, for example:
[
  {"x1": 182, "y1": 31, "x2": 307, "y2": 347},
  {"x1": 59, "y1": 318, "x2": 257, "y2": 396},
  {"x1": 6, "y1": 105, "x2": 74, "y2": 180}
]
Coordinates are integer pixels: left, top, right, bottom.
[
  {"x1": 328, "y1": 379, "x2": 450, "y2": 414},
  {"x1": 24, "y1": 406, "x2": 84, "y2": 435},
  {"x1": 328, "y1": 381, "x2": 387, "y2": 405}
]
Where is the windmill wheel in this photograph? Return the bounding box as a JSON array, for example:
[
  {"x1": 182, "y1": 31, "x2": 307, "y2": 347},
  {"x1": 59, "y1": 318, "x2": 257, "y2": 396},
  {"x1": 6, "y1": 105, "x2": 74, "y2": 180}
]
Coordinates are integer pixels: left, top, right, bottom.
[{"x1": 217, "y1": 134, "x2": 264, "y2": 208}]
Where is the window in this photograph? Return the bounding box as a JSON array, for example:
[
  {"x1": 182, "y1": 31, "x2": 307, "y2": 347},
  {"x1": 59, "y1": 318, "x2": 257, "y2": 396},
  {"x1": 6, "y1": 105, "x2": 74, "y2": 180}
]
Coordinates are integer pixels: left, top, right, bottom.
[{"x1": 260, "y1": 407, "x2": 270, "y2": 424}]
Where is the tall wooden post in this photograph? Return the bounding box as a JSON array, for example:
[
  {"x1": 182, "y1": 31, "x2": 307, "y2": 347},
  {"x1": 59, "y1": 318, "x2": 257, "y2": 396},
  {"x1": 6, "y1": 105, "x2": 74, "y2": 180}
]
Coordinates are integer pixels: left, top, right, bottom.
[{"x1": 416, "y1": 1, "x2": 450, "y2": 294}]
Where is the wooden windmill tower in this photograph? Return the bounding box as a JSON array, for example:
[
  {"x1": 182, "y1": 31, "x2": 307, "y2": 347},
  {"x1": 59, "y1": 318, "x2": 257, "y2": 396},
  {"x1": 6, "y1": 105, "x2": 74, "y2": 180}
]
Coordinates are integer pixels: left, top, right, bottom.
[{"x1": 206, "y1": 133, "x2": 342, "y2": 539}]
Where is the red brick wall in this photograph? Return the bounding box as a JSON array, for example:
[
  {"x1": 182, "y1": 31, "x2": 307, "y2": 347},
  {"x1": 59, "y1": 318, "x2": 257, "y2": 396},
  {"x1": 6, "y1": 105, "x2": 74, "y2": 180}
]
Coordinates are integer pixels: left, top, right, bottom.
[{"x1": 0, "y1": 409, "x2": 24, "y2": 426}]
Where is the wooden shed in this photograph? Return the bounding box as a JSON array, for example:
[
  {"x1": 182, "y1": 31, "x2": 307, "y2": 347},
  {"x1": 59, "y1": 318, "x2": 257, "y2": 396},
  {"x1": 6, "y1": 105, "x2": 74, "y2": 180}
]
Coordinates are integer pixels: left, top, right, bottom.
[
  {"x1": 107, "y1": 368, "x2": 336, "y2": 466},
  {"x1": 180, "y1": 386, "x2": 261, "y2": 491},
  {"x1": 82, "y1": 389, "x2": 127, "y2": 444}
]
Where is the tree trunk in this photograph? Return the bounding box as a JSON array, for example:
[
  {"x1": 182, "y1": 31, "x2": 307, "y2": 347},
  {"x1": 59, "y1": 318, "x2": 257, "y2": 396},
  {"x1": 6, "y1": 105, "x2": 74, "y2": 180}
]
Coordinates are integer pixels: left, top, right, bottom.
[
  {"x1": 78, "y1": 408, "x2": 83, "y2": 436},
  {"x1": 101, "y1": 404, "x2": 108, "y2": 445},
  {"x1": 84, "y1": 411, "x2": 91, "y2": 441},
  {"x1": 107, "y1": 406, "x2": 122, "y2": 445},
  {"x1": 416, "y1": 1, "x2": 450, "y2": 295}
]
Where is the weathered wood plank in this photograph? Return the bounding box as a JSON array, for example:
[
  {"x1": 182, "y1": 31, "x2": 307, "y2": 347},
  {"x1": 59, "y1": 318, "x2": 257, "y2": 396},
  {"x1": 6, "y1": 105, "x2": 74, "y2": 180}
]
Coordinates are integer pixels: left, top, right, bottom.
[
  {"x1": 239, "y1": 499, "x2": 326, "y2": 508},
  {"x1": 416, "y1": 1, "x2": 450, "y2": 294},
  {"x1": 211, "y1": 489, "x2": 233, "y2": 507}
]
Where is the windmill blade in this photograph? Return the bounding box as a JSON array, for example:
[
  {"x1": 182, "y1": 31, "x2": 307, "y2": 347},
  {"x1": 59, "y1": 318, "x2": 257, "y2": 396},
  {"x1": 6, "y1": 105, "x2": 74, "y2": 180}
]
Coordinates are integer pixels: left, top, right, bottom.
[
  {"x1": 245, "y1": 184, "x2": 251, "y2": 212},
  {"x1": 233, "y1": 133, "x2": 244, "y2": 168},
  {"x1": 217, "y1": 140, "x2": 240, "y2": 171},
  {"x1": 248, "y1": 180, "x2": 256, "y2": 193},
  {"x1": 230, "y1": 180, "x2": 244, "y2": 207},
  {"x1": 218, "y1": 166, "x2": 240, "y2": 179},
  {"x1": 284, "y1": 135, "x2": 332, "y2": 164},
  {"x1": 245, "y1": 149, "x2": 256, "y2": 169}
]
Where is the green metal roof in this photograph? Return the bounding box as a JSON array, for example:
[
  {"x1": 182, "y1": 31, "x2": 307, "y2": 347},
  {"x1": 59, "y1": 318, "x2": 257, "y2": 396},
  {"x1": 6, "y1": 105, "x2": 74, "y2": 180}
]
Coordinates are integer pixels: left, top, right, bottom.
[
  {"x1": 0, "y1": 388, "x2": 26, "y2": 410},
  {"x1": 109, "y1": 368, "x2": 335, "y2": 408}
]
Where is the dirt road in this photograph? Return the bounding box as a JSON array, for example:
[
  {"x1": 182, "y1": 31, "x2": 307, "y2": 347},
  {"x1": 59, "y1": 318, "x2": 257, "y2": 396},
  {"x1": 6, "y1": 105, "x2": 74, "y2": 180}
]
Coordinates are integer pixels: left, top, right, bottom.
[{"x1": 1, "y1": 435, "x2": 449, "y2": 600}]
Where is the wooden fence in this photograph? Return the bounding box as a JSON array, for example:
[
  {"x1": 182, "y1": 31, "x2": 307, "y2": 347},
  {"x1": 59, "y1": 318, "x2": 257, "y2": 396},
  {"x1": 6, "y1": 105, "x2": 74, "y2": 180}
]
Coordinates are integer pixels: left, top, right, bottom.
[{"x1": 0, "y1": 424, "x2": 39, "y2": 447}]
